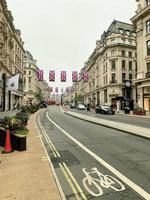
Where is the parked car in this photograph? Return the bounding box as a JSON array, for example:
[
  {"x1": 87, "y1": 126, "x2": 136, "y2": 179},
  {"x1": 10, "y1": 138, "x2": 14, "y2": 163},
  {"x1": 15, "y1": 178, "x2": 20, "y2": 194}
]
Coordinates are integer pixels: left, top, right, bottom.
[
  {"x1": 40, "y1": 101, "x2": 47, "y2": 108},
  {"x1": 70, "y1": 103, "x2": 76, "y2": 109},
  {"x1": 77, "y1": 104, "x2": 86, "y2": 110},
  {"x1": 95, "y1": 105, "x2": 115, "y2": 115}
]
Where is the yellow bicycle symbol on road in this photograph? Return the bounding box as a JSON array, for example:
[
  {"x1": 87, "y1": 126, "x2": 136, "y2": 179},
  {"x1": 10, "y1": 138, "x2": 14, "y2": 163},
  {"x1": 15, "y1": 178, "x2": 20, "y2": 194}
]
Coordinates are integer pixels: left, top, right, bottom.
[{"x1": 82, "y1": 167, "x2": 126, "y2": 197}]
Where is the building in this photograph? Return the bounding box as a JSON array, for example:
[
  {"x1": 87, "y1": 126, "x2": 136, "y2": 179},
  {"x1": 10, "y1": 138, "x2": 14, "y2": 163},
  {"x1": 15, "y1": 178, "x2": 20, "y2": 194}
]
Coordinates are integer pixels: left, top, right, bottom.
[
  {"x1": 83, "y1": 20, "x2": 137, "y2": 108},
  {"x1": 23, "y1": 51, "x2": 39, "y2": 105},
  {"x1": 0, "y1": 0, "x2": 24, "y2": 111},
  {"x1": 131, "y1": 0, "x2": 150, "y2": 111}
]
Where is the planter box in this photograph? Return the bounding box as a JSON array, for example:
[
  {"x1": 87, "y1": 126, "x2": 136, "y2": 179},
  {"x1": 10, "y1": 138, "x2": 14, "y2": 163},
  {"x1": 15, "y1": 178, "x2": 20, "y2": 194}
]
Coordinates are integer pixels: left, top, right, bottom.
[
  {"x1": 0, "y1": 129, "x2": 27, "y2": 151},
  {"x1": 133, "y1": 110, "x2": 146, "y2": 116}
]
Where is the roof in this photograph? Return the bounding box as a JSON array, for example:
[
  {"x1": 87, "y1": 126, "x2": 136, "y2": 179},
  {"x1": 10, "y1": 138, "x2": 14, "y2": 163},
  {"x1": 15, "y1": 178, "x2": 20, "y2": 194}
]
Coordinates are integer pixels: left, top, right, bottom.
[{"x1": 100, "y1": 20, "x2": 134, "y2": 42}]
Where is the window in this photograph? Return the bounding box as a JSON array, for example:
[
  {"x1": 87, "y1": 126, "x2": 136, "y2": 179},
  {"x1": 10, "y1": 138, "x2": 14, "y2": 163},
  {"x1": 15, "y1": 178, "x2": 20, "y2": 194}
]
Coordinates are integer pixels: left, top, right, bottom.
[
  {"x1": 129, "y1": 61, "x2": 132, "y2": 70},
  {"x1": 111, "y1": 60, "x2": 116, "y2": 70},
  {"x1": 147, "y1": 62, "x2": 150, "y2": 72},
  {"x1": 129, "y1": 51, "x2": 132, "y2": 58},
  {"x1": 29, "y1": 71, "x2": 31, "y2": 75},
  {"x1": 111, "y1": 50, "x2": 116, "y2": 57},
  {"x1": 146, "y1": 0, "x2": 150, "y2": 6},
  {"x1": 28, "y1": 77, "x2": 32, "y2": 84},
  {"x1": 122, "y1": 50, "x2": 125, "y2": 57},
  {"x1": 122, "y1": 60, "x2": 126, "y2": 69},
  {"x1": 24, "y1": 77, "x2": 26, "y2": 84},
  {"x1": 111, "y1": 73, "x2": 116, "y2": 83},
  {"x1": 146, "y1": 20, "x2": 150, "y2": 33},
  {"x1": 125, "y1": 30, "x2": 130, "y2": 35},
  {"x1": 119, "y1": 29, "x2": 124, "y2": 34},
  {"x1": 24, "y1": 70, "x2": 26, "y2": 75},
  {"x1": 129, "y1": 74, "x2": 132, "y2": 80},
  {"x1": 147, "y1": 40, "x2": 150, "y2": 55},
  {"x1": 106, "y1": 75, "x2": 107, "y2": 85},
  {"x1": 122, "y1": 73, "x2": 126, "y2": 82}
]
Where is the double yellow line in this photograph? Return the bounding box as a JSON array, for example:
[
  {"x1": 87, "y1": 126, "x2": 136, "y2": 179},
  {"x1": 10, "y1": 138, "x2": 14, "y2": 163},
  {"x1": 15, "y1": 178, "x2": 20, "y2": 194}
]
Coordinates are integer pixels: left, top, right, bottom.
[{"x1": 37, "y1": 114, "x2": 87, "y2": 200}]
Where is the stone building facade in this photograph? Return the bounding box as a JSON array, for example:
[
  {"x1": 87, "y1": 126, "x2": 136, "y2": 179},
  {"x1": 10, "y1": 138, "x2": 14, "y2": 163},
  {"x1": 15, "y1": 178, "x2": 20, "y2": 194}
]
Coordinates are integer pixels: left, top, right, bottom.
[
  {"x1": 131, "y1": 0, "x2": 150, "y2": 111},
  {"x1": 23, "y1": 51, "x2": 38, "y2": 105},
  {"x1": 0, "y1": 0, "x2": 24, "y2": 111},
  {"x1": 83, "y1": 20, "x2": 137, "y2": 108}
]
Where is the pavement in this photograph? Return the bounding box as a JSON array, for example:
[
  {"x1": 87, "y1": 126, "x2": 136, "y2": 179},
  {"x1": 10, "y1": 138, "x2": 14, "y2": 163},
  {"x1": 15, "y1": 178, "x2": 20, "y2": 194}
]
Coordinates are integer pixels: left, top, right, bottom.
[
  {"x1": 62, "y1": 107, "x2": 150, "y2": 140},
  {"x1": 0, "y1": 109, "x2": 62, "y2": 200}
]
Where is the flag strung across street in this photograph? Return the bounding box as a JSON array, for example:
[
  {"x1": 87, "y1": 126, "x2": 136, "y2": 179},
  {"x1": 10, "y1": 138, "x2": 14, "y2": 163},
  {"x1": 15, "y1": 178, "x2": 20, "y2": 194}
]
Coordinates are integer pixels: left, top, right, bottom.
[
  {"x1": 61, "y1": 71, "x2": 66, "y2": 82},
  {"x1": 49, "y1": 87, "x2": 53, "y2": 92},
  {"x1": 55, "y1": 87, "x2": 58, "y2": 93},
  {"x1": 72, "y1": 71, "x2": 78, "y2": 82},
  {"x1": 37, "y1": 70, "x2": 44, "y2": 81},
  {"x1": 82, "y1": 71, "x2": 89, "y2": 82},
  {"x1": 49, "y1": 70, "x2": 55, "y2": 82}
]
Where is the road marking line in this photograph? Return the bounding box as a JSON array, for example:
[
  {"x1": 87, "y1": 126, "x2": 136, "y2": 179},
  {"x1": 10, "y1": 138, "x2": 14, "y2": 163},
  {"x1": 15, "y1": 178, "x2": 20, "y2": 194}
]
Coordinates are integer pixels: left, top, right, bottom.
[
  {"x1": 62, "y1": 162, "x2": 87, "y2": 200},
  {"x1": 59, "y1": 163, "x2": 81, "y2": 200},
  {"x1": 38, "y1": 112, "x2": 87, "y2": 200},
  {"x1": 46, "y1": 111, "x2": 150, "y2": 200},
  {"x1": 35, "y1": 112, "x2": 66, "y2": 200}
]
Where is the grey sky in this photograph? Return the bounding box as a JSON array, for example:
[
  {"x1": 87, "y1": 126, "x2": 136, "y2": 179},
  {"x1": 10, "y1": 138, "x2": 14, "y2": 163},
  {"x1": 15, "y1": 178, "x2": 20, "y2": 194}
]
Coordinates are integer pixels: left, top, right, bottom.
[{"x1": 7, "y1": 0, "x2": 137, "y2": 92}]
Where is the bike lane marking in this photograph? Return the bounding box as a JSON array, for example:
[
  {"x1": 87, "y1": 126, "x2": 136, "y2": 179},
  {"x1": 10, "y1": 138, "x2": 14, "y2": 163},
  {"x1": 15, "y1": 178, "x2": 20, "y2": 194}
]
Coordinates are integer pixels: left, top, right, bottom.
[
  {"x1": 38, "y1": 112, "x2": 87, "y2": 200},
  {"x1": 82, "y1": 167, "x2": 126, "y2": 197},
  {"x1": 46, "y1": 111, "x2": 150, "y2": 200}
]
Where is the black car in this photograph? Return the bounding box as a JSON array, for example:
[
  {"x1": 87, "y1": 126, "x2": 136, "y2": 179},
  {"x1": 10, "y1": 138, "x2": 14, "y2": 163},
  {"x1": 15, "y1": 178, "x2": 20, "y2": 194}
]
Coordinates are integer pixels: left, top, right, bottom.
[
  {"x1": 70, "y1": 103, "x2": 76, "y2": 109},
  {"x1": 40, "y1": 101, "x2": 47, "y2": 108},
  {"x1": 95, "y1": 105, "x2": 115, "y2": 115}
]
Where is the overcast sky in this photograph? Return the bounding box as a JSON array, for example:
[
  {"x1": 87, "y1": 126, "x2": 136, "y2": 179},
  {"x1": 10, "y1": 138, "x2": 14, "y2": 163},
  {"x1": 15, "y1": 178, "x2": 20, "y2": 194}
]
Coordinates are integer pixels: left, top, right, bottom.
[{"x1": 7, "y1": 0, "x2": 137, "y2": 92}]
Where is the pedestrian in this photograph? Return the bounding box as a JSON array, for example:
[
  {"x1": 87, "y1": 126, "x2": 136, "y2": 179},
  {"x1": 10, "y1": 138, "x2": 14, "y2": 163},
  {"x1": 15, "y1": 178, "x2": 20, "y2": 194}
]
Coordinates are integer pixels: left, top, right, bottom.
[{"x1": 87, "y1": 104, "x2": 90, "y2": 112}]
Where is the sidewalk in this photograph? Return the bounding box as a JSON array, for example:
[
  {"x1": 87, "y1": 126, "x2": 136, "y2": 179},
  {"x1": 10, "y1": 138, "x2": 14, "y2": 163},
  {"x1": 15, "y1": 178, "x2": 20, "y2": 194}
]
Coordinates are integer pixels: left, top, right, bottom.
[
  {"x1": 0, "y1": 110, "x2": 62, "y2": 200},
  {"x1": 62, "y1": 107, "x2": 150, "y2": 140}
]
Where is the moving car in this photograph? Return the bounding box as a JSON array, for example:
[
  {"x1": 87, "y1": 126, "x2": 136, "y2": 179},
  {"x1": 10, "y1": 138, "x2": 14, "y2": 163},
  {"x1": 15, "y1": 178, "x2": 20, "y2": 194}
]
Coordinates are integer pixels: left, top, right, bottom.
[
  {"x1": 77, "y1": 104, "x2": 86, "y2": 110},
  {"x1": 70, "y1": 103, "x2": 76, "y2": 109},
  {"x1": 95, "y1": 105, "x2": 115, "y2": 115}
]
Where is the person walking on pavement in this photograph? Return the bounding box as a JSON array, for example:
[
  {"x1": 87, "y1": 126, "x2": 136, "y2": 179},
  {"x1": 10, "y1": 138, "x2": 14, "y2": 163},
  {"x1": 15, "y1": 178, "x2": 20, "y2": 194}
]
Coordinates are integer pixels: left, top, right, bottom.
[{"x1": 87, "y1": 104, "x2": 91, "y2": 112}]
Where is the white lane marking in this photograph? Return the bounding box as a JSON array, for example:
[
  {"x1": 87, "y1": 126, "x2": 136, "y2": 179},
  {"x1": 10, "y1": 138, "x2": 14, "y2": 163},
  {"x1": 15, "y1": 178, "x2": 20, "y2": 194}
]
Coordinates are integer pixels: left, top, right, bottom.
[
  {"x1": 46, "y1": 111, "x2": 150, "y2": 200},
  {"x1": 35, "y1": 112, "x2": 67, "y2": 200},
  {"x1": 82, "y1": 167, "x2": 125, "y2": 197}
]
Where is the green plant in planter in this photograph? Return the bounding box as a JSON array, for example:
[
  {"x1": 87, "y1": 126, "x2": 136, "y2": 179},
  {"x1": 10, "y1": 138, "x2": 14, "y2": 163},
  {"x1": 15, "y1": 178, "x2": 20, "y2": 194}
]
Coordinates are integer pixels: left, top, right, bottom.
[{"x1": 14, "y1": 127, "x2": 28, "y2": 136}]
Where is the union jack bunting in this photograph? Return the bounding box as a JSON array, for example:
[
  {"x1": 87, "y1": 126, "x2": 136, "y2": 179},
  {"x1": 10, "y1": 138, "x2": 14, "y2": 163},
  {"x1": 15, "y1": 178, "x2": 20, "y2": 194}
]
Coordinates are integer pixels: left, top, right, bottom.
[
  {"x1": 61, "y1": 71, "x2": 66, "y2": 82},
  {"x1": 49, "y1": 70, "x2": 55, "y2": 82},
  {"x1": 55, "y1": 87, "x2": 58, "y2": 93},
  {"x1": 37, "y1": 70, "x2": 44, "y2": 81},
  {"x1": 49, "y1": 87, "x2": 53, "y2": 92},
  {"x1": 72, "y1": 71, "x2": 78, "y2": 82},
  {"x1": 82, "y1": 71, "x2": 89, "y2": 82},
  {"x1": 65, "y1": 87, "x2": 69, "y2": 93}
]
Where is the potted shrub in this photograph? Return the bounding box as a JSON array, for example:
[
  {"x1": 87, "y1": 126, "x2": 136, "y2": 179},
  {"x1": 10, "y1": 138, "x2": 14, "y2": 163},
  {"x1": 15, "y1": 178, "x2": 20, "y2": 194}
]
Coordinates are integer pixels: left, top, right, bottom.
[{"x1": 0, "y1": 116, "x2": 29, "y2": 151}]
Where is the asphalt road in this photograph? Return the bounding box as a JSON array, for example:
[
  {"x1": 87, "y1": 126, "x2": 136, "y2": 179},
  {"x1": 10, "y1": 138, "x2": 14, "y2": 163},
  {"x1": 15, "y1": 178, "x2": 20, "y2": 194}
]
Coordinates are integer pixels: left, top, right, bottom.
[
  {"x1": 70, "y1": 108, "x2": 150, "y2": 129},
  {"x1": 37, "y1": 106, "x2": 150, "y2": 200}
]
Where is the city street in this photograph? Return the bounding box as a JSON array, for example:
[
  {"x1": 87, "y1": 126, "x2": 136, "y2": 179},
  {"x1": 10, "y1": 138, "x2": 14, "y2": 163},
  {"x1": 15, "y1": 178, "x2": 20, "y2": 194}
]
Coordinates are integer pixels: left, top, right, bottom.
[{"x1": 37, "y1": 106, "x2": 150, "y2": 200}]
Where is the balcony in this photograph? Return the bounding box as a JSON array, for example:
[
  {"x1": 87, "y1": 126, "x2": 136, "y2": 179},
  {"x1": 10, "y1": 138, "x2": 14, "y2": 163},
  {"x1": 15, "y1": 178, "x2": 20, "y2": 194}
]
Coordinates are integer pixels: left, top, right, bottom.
[
  {"x1": 146, "y1": 72, "x2": 150, "y2": 78},
  {"x1": 110, "y1": 80, "x2": 117, "y2": 84}
]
